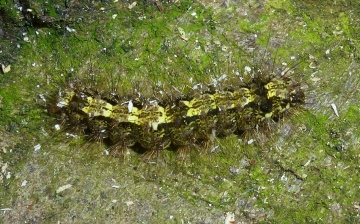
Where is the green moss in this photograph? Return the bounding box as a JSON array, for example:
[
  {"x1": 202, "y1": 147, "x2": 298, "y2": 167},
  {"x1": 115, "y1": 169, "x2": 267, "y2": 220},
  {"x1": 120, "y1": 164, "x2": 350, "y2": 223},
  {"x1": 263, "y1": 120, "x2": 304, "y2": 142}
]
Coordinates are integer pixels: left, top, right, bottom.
[
  {"x1": 1, "y1": 0, "x2": 360, "y2": 223},
  {"x1": 0, "y1": 2, "x2": 21, "y2": 24}
]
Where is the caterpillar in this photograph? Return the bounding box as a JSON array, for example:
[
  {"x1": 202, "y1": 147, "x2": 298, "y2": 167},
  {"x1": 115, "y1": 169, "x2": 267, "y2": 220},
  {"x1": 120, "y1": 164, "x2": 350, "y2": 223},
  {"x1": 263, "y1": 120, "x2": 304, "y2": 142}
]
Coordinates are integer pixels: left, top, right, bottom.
[{"x1": 48, "y1": 64, "x2": 305, "y2": 161}]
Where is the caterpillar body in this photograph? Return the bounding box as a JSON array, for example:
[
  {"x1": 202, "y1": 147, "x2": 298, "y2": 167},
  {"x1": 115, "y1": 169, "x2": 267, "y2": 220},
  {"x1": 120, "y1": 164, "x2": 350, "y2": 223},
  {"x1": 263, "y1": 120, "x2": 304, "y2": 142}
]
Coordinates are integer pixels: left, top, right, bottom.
[{"x1": 49, "y1": 68, "x2": 305, "y2": 160}]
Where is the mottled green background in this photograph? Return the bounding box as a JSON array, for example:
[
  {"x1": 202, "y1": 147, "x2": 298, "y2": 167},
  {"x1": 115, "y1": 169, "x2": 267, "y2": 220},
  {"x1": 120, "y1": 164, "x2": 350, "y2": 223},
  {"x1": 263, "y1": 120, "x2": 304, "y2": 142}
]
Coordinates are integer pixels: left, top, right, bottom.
[{"x1": 0, "y1": 0, "x2": 359, "y2": 223}]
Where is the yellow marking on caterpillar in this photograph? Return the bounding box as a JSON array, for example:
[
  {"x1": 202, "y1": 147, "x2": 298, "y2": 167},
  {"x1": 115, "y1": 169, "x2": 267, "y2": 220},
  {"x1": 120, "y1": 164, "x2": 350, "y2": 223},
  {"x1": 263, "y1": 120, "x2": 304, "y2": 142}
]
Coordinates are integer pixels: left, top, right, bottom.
[
  {"x1": 81, "y1": 97, "x2": 114, "y2": 117},
  {"x1": 182, "y1": 89, "x2": 255, "y2": 117},
  {"x1": 265, "y1": 80, "x2": 289, "y2": 99},
  {"x1": 139, "y1": 105, "x2": 170, "y2": 131},
  {"x1": 181, "y1": 93, "x2": 216, "y2": 117}
]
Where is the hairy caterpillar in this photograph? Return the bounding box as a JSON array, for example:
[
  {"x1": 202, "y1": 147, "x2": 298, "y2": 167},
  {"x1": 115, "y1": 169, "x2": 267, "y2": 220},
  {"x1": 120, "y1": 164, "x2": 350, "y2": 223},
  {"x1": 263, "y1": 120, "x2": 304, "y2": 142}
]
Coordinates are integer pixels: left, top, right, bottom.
[{"x1": 48, "y1": 60, "x2": 306, "y2": 161}]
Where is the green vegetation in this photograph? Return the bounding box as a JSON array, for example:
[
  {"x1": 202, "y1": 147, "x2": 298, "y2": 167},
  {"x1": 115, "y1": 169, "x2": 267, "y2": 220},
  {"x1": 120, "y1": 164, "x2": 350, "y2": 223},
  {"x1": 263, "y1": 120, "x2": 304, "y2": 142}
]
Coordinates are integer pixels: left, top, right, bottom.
[{"x1": 0, "y1": 0, "x2": 359, "y2": 223}]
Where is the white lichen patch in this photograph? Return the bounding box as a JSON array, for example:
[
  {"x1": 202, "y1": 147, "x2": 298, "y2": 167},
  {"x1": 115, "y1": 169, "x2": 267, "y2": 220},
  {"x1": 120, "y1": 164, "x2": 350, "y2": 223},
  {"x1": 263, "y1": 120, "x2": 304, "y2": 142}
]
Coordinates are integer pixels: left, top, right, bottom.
[{"x1": 56, "y1": 184, "x2": 73, "y2": 194}]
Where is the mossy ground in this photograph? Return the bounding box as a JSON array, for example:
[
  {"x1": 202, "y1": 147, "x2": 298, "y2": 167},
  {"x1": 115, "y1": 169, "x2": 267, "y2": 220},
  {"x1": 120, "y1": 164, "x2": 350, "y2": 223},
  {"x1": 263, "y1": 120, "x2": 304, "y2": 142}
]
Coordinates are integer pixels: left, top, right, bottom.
[{"x1": 1, "y1": 0, "x2": 360, "y2": 223}]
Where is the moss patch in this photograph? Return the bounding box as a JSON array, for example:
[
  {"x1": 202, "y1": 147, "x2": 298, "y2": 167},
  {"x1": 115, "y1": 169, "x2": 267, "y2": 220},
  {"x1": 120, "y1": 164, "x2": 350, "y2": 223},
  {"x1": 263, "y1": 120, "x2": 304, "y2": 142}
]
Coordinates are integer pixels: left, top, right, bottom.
[{"x1": 1, "y1": 0, "x2": 360, "y2": 223}]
